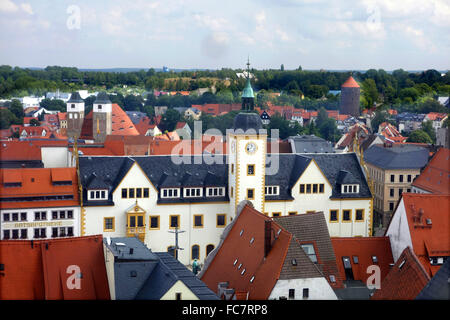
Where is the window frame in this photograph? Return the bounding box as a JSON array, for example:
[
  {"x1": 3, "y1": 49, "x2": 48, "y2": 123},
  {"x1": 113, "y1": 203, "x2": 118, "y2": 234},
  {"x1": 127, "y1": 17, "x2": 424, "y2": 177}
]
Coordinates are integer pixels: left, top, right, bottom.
[
  {"x1": 355, "y1": 209, "x2": 365, "y2": 221},
  {"x1": 246, "y1": 188, "x2": 255, "y2": 200},
  {"x1": 216, "y1": 214, "x2": 227, "y2": 228},
  {"x1": 169, "y1": 215, "x2": 180, "y2": 229},
  {"x1": 191, "y1": 244, "x2": 200, "y2": 260},
  {"x1": 104, "y1": 217, "x2": 115, "y2": 232},
  {"x1": 342, "y1": 209, "x2": 352, "y2": 222},
  {"x1": 193, "y1": 214, "x2": 204, "y2": 228},
  {"x1": 149, "y1": 215, "x2": 160, "y2": 230},
  {"x1": 329, "y1": 209, "x2": 339, "y2": 223},
  {"x1": 247, "y1": 164, "x2": 255, "y2": 176}
]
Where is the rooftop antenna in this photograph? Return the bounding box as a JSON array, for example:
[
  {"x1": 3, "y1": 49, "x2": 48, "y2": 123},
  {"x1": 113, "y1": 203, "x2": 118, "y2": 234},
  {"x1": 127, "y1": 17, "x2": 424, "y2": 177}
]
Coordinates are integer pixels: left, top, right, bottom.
[{"x1": 168, "y1": 226, "x2": 185, "y2": 261}]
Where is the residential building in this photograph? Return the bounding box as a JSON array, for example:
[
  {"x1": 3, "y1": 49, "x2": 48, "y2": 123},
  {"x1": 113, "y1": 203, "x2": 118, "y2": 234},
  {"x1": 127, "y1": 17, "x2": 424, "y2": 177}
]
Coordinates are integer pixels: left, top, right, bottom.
[
  {"x1": 396, "y1": 112, "x2": 426, "y2": 133},
  {"x1": 0, "y1": 235, "x2": 110, "y2": 300},
  {"x1": 273, "y1": 212, "x2": 344, "y2": 290},
  {"x1": 0, "y1": 141, "x2": 44, "y2": 168},
  {"x1": 364, "y1": 144, "x2": 429, "y2": 228},
  {"x1": 424, "y1": 112, "x2": 448, "y2": 131},
  {"x1": 378, "y1": 122, "x2": 407, "y2": 143},
  {"x1": 199, "y1": 203, "x2": 338, "y2": 300},
  {"x1": 411, "y1": 147, "x2": 449, "y2": 194},
  {"x1": 385, "y1": 193, "x2": 449, "y2": 277},
  {"x1": 184, "y1": 107, "x2": 201, "y2": 120},
  {"x1": 175, "y1": 122, "x2": 192, "y2": 139},
  {"x1": 371, "y1": 247, "x2": 430, "y2": 300},
  {"x1": 0, "y1": 167, "x2": 80, "y2": 240}
]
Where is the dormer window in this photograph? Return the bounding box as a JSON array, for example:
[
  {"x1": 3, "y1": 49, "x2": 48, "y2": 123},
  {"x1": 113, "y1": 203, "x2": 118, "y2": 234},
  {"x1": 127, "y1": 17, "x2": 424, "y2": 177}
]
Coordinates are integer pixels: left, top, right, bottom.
[
  {"x1": 161, "y1": 188, "x2": 180, "y2": 199},
  {"x1": 265, "y1": 186, "x2": 280, "y2": 196},
  {"x1": 184, "y1": 187, "x2": 203, "y2": 198},
  {"x1": 206, "y1": 187, "x2": 225, "y2": 197},
  {"x1": 342, "y1": 184, "x2": 359, "y2": 194},
  {"x1": 88, "y1": 189, "x2": 108, "y2": 200}
]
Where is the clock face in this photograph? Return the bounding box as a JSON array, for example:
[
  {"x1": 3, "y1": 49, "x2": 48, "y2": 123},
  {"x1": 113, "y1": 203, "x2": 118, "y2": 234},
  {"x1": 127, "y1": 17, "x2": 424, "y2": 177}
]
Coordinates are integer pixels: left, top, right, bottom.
[{"x1": 245, "y1": 142, "x2": 257, "y2": 154}]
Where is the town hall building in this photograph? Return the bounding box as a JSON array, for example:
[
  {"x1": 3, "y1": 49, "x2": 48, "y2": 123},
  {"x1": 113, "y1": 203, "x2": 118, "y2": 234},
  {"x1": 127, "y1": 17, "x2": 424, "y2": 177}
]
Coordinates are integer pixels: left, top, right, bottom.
[{"x1": 76, "y1": 63, "x2": 373, "y2": 266}]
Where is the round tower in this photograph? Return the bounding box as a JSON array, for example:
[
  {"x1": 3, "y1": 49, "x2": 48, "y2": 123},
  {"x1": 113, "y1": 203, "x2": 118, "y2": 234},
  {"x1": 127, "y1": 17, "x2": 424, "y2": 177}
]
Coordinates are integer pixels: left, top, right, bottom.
[{"x1": 340, "y1": 76, "x2": 360, "y2": 117}]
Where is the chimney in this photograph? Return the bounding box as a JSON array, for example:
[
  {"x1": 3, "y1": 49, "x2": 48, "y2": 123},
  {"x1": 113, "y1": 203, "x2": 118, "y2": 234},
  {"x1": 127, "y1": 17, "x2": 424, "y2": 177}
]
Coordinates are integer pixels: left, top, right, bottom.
[
  {"x1": 418, "y1": 208, "x2": 424, "y2": 224},
  {"x1": 264, "y1": 220, "x2": 272, "y2": 257}
]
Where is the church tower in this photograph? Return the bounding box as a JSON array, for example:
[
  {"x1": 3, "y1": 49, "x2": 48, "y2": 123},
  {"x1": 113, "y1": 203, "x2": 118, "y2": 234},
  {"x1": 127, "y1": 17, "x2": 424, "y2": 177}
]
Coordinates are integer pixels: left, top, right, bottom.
[
  {"x1": 92, "y1": 92, "x2": 112, "y2": 143},
  {"x1": 66, "y1": 92, "x2": 85, "y2": 139},
  {"x1": 228, "y1": 59, "x2": 266, "y2": 216}
]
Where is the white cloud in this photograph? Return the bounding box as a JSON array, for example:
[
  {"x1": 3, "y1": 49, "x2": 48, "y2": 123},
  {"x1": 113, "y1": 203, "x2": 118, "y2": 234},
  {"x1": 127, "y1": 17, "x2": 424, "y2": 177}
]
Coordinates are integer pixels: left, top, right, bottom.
[
  {"x1": 0, "y1": 0, "x2": 18, "y2": 13},
  {"x1": 20, "y1": 3, "x2": 33, "y2": 15}
]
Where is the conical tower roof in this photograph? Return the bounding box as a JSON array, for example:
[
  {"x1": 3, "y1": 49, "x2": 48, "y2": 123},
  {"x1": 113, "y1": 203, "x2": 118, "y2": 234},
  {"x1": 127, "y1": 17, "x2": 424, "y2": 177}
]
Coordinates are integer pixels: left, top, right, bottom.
[{"x1": 341, "y1": 76, "x2": 360, "y2": 88}]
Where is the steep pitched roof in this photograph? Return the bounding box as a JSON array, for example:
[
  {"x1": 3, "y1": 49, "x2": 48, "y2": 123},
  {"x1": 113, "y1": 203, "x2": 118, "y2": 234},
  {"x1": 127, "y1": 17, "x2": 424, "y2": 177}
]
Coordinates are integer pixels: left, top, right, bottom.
[
  {"x1": 136, "y1": 252, "x2": 219, "y2": 300},
  {"x1": 412, "y1": 147, "x2": 449, "y2": 194},
  {"x1": 341, "y1": 76, "x2": 360, "y2": 88},
  {"x1": 364, "y1": 144, "x2": 429, "y2": 169},
  {"x1": 0, "y1": 236, "x2": 110, "y2": 300},
  {"x1": 331, "y1": 237, "x2": 394, "y2": 284},
  {"x1": 401, "y1": 193, "x2": 450, "y2": 276},
  {"x1": 274, "y1": 213, "x2": 344, "y2": 288},
  {"x1": 416, "y1": 257, "x2": 450, "y2": 300},
  {"x1": 199, "y1": 204, "x2": 296, "y2": 300},
  {"x1": 371, "y1": 247, "x2": 430, "y2": 300}
]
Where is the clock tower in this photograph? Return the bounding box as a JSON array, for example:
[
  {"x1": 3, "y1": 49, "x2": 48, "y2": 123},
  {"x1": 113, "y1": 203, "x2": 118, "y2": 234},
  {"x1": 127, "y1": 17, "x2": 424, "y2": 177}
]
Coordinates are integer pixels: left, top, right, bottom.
[{"x1": 228, "y1": 59, "x2": 266, "y2": 216}]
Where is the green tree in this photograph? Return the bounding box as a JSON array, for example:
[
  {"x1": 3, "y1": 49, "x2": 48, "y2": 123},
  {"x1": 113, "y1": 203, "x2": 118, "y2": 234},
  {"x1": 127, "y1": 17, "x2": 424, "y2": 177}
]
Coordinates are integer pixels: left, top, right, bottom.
[
  {"x1": 159, "y1": 108, "x2": 181, "y2": 132},
  {"x1": 371, "y1": 111, "x2": 389, "y2": 133},
  {"x1": 407, "y1": 130, "x2": 432, "y2": 144},
  {"x1": 421, "y1": 120, "x2": 436, "y2": 143},
  {"x1": 280, "y1": 64, "x2": 285, "y2": 71},
  {"x1": 29, "y1": 118, "x2": 40, "y2": 126},
  {"x1": 361, "y1": 79, "x2": 379, "y2": 108},
  {"x1": 10, "y1": 99, "x2": 24, "y2": 120},
  {"x1": 0, "y1": 109, "x2": 19, "y2": 129}
]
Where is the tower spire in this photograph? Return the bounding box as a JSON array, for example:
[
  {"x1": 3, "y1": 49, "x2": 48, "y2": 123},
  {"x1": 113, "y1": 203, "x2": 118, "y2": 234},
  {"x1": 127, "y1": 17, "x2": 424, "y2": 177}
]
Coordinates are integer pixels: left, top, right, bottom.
[{"x1": 241, "y1": 57, "x2": 254, "y2": 111}]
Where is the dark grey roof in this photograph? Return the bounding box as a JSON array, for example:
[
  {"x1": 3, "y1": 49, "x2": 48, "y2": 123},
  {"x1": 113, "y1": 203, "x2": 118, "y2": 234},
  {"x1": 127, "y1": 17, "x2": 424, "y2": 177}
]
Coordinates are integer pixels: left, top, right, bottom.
[
  {"x1": 79, "y1": 153, "x2": 371, "y2": 205},
  {"x1": 67, "y1": 92, "x2": 84, "y2": 103},
  {"x1": 416, "y1": 258, "x2": 450, "y2": 300},
  {"x1": 334, "y1": 280, "x2": 373, "y2": 300},
  {"x1": 103, "y1": 237, "x2": 159, "y2": 261},
  {"x1": 289, "y1": 135, "x2": 335, "y2": 153},
  {"x1": 233, "y1": 113, "x2": 263, "y2": 132},
  {"x1": 103, "y1": 237, "x2": 159, "y2": 300},
  {"x1": 125, "y1": 111, "x2": 147, "y2": 124},
  {"x1": 396, "y1": 112, "x2": 426, "y2": 122},
  {"x1": 364, "y1": 144, "x2": 430, "y2": 169},
  {"x1": 136, "y1": 252, "x2": 219, "y2": 300},
  {"x1": 94, "y1": 92, "x2": 111, "y2": 104},
  {"x1": 307, "y1": 153, "x2": 372, "y2": 199},
  {"x1": 336, "y1": 170, "x2": 359, "y2": 184}
]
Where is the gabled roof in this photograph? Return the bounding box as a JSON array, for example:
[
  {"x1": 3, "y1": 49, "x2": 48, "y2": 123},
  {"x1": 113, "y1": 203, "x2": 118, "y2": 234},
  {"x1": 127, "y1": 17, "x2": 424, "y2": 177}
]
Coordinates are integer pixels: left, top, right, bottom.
[
  {"x1": 199, "y1": 204, "x2": 300, "y2": 300},
  {"x1": 364, "y1": 144, "x2": 429, "y2": 169},
  {"x1": 412, "y1": 147, "x2": 449, "y2": 194},
  {"x1": 400, "y1": 193, "x2": 450, "y2": 276},
  {"x1": 331, "y1": 237, "x2": 394, "y2": 284},
  {"x1": 371, "y1": 247, "x2": 430, "y2": 300},
  {"x1": 136, "y1": 252, "x2": 219, "y2": 300},
  {"x1": 0, "y1": 236, "x2": 110, "y2": 300},
  {"x1": 0, "y1": 141, "x2": 42, "y2": 162},
  {"x1": 274, "y1": 212, "x2": 344, "y2": 288}
]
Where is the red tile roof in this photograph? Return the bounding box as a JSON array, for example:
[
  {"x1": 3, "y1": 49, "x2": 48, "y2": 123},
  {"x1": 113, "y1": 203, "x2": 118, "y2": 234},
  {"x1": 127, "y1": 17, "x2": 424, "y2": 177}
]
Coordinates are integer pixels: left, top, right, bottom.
[
  {"x1": 371, "y1": 247, "x2": 430, "y2": 300},
  {"x1": 23, "y1": 117, "x2": 39, "y2": 125},
  {"x1": 331, "y1": 237, "x2": 394, "y2": 283},
  {"x1": 80, "y1": 104, "x2": 139, "y2": 139},
  {"x1": 400, "y1": 193, "x2": 450, "y2": 276},
  {"x1": 0, "y1": 236, "x2": 110, "y2": 300},
  {"x1": 200, "y1": 204, "x2": 293, "y2": 300},
  {"x1": 426, "y1": 112, "x2": 447, "y2": 121},
  {"x1": 412, "y1": 148, "x2": 450, "y2": 194},
  {"x1": 341, "y1": 76, "x2": 360, "y2": 88},
  {"x1": 0, "y1": 167, "x2": 79, "y2": 209},
  {"x1": 0, "y1": 141, "x2": 42, "y2": 161}
]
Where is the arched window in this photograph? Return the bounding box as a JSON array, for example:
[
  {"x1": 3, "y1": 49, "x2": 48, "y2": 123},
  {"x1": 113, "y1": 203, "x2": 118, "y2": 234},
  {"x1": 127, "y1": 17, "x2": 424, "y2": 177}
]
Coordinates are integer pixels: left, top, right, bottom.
[
  {"x1": 206, "y1": 244, "x2": 215, "y2": 257},
  {"x1": 191, "y1": 244, "x2": 200, "y2": 260}
]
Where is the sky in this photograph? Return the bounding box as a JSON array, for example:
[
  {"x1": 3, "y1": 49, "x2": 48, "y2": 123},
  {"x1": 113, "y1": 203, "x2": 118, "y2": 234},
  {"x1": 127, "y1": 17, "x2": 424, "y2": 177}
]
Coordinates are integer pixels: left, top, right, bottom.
[{"x1": 0, "y1": 0, "x2": 449, "y2": 71}]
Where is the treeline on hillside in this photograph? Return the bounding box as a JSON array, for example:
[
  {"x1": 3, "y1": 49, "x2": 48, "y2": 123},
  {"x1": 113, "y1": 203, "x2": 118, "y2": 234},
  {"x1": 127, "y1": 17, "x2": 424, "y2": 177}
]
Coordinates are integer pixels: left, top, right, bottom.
[{"x1": 1, "y1": 65, "x2": 449, "y2": 105}]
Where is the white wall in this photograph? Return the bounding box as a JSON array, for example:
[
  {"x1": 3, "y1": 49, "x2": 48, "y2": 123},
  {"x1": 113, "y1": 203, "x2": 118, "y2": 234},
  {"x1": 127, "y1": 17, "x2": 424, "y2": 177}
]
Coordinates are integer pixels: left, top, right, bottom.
[
  {"x1": 160, "y1": 280, "x2": 199, "y2": 300},
  {"x1": 41, "y1": 147, "x2": 69, "y2": 168},
  {"x1": 269, "y1": 278, "x2": 338, "y2": 300},
  {"x1": 385, "y1": 198, "x2": 413, "y2": 262}
]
